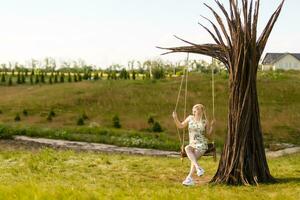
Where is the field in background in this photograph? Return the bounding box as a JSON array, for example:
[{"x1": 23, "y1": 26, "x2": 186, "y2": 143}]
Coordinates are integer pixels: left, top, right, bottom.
[{"x1": 0, "y1": 70, "x2": 300, "y2": 149}]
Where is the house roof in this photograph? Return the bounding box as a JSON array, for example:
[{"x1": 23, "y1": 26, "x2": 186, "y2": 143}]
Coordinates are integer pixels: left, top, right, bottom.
[{"x1": 262, "y1": 53, "x2": 300, "y2": 65}]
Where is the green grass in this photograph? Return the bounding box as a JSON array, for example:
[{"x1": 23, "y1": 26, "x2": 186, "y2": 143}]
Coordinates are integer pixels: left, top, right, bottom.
[
  {"x1": 0, "y1": 70, "x2": 300, "y2": 148},
  {"x1": 0, "y1": 146, "x2": 299, "y2": 199},
  {"x1": 0, "y1": 124, "x2": 180, "y2": 151}
]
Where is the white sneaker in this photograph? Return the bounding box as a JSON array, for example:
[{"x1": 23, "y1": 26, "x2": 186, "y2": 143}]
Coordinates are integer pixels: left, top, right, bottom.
[
  {"x1": 182, "y1": 177, "x2": 195, "y2": 186},
  {"x1": 196, "y1": 167, "x2": 205, "y2": 176}
]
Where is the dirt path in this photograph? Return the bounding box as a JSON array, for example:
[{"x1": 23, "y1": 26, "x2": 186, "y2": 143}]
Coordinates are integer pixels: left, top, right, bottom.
[
  {"x1": 1, "y1": 136, "x2": 299, "y2": 158},
  {"x1": 11, "y1": 136, "x2": 180, "y2": 157}
]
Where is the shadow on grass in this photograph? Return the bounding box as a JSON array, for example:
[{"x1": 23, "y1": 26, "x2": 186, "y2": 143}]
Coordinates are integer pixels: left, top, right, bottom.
[{"x1": 276, "y1": 177, "x2": 300, "y2": 184}]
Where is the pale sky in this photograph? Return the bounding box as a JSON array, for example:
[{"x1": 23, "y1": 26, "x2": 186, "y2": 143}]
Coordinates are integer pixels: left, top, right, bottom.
[{"x1": 0, "y1": 0, "x2": 298, "y2": 68}]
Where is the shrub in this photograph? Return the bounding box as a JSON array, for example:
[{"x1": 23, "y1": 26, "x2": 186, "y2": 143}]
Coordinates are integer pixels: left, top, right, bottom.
[
  {"x1": 60, "y1": 73, "x2": 65, "y2": 83},
  {"x1": 78, "y1": 74, "x2": 82, "y2": 81},
  {"x1": 8, "y1": 76, "x2": 13, "y2": 86},
  {"x1": 1, "y1": 73, "x2": 6, "y2": 83},
  {"x1": 152, "y1": 66, "x2": 165, "y2": 79},
  {"x1": 112, "y1": 115, "x2": 121, "y2": 128},
  {"x1": 49, "y1": 76, "x2": 53, "y2": 84},
  {"x1": 14, "y1": 113, "x2": 21, "y2": 122},
  {"x1": 119, "y1": 68, "x2": 129, "y2": 80},
  {"x1": 0, "y1": 110, "x2": 3, "y2": 114},
  {"x1": 77, "y1": 117, "x2": 85, "y2": 126},
  {"x1": 17, "y1": 72, "x2": 21, "y2": 84},
  {"x1": 152, "y1": 122, "x2": 163, "y2": 132},
  {"x1": 49, "y1": 110, "x2": 56, "y2": 117},
  {"x1": 132, "y1": 70, "x2": 136, "y2": 80},
  {"x1": 68, "y1": 72, "x2": 72, "y2": 82},
  {"x1": 41, "y1": 73, "x2": 45, "y2": 83},
  {"x1": 30, "y1": 75, "x2": 33, "y2": 84},
  {"x1": 35, "y1": 75, "x2": 39, "y2": 84},
  {"x1": 94, "y1": 72, "x2": 99, "y2": 80},
  {"x1": 21, "y1": 74, "x2": 26, "y2": 83},
  {"x1": 148, "y1": 116, "x2": 154, "y2": 125},
  {"x1": 74, "y1": 75, "x2": 78, "y2": 82},
  {"x1": 23, "y1": 109, "x2": 28, "y2": 116},
  {"x1": 54, "y1": 74, "x2": 58, "y2": 83}
]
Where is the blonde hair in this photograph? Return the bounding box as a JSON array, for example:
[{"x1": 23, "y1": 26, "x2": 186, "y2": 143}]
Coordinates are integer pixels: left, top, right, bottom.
[{"x1": 193, "y1": 104, "x2": 207, "y2": 121}]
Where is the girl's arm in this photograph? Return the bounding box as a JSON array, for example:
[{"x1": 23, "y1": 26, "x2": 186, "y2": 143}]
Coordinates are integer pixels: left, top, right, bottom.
[{"x1": 172, "y1": 112, "x2": 190, "y2": 129}]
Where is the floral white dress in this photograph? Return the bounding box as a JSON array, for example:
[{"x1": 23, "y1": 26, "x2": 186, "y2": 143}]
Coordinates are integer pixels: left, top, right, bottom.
[{"x1": 188, "y1": 115, "x2": 208, "y2": 154}]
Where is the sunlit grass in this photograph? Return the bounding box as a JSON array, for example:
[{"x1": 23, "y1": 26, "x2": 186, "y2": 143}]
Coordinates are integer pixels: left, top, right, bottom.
[{"x1": 0, "y1": 146, "x2": 299, "y2": 199}]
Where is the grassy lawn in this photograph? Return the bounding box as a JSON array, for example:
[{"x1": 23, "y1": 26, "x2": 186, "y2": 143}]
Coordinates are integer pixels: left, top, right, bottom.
[{"x1": 0, "y1": 144, "x2": 299, "y2": 200}]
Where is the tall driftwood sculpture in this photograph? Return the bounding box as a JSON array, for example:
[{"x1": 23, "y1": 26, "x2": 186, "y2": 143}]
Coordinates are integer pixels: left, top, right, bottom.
[{"x1": 159, "y1": 0, "x2": 285, "y2": 185}]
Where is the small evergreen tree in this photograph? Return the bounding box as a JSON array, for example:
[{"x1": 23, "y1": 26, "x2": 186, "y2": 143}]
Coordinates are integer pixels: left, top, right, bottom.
[
  {"x1": 17, "y1": 72, "x2": 21, "y2": 84},
  {"x1": 41, "y1": 73, "x2": 45, "y2": 83},
  {"x1": 68, "y1": 72, "x2": 72, "y2": 82},
  {"x1": 60, "y1": 73, "x2": 65, "y2": 83},
  {"x1": 35, "y1": 75, "x2": 39, "y2": 84},
  {"x1": 23, "y1": 109, "x2": 28, "y2": 116},
  {"x1": 74, "y1": 74, "x2": 78, "y2": 82},
  {"x1": 8, "y1": 76, "x2": 13, "y2": 86},
  {"x1": 49, "y1": 76, "x2": 53, "y2": 84},
  {"x1": 112, "y1": 115, "x2": 121, "y2": 128},
  {"x1": 77, "y1": 116, "x2": 84, "y2": 126},
  {"x1": 152, "y1": 121, "x2": 163, "y2": 132},
  {"x1": 78, "y1": 73, "x2": 82, "y2": 81},
  {"x1": 94, "y1": 72, "x2": 99, "y2": 80},
  {"x1": 54, "y1": 73, "x2": 58, "y2": 83},
  {"x1": 148, "y1": 116, "x2": 155, "y2": 125},
  {"x1": 132, "y1": 70, "x2": 136, "y2": 80},
  {"x1": 21, "y1": 74, "x2": 26, "y2": 84},
  {"x1": 14, "y1": 113, "x2": 21, "y2": 121},
  {"x1": 30, "y1": 74, "x2": 33, "y2": 84},
  {"x1": 1, "y1": 73, "x2": 5, "y2": 83},
  {"x1": 49, "y1": 109, "x2": 56, "y2": 117}
]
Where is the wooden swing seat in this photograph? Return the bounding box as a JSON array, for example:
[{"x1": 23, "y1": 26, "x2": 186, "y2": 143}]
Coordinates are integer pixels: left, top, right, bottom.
[{"x1": 180, "y1": 143, "x2": 217, "y2": 161}]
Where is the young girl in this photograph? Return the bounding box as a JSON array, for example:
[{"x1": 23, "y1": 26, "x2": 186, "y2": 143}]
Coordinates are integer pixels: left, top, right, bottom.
[{"x1": 172, "y1": 104, "x2": 215, "y2": 186}]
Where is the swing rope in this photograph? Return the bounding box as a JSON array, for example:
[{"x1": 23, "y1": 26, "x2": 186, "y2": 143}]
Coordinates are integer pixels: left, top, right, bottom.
[
  {"x1": 211, "y1": 60, "x2": 215, "y2": 145},
  {"x1": 174, "y1": 54, "x2": 216, "y2": 157}
]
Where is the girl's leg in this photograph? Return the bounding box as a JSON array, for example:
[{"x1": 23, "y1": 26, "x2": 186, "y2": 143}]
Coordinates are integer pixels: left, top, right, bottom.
[
  {"x1": 185, "y1": 145, "x2": 200, "y2": 169},
  {"x1": 187, "y1": 162, "x2": 196, "y2": 178}
]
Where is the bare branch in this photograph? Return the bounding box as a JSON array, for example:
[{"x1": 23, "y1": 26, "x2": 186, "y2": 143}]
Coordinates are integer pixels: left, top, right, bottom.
[{"x1": 257, "y1": 0, "x2": 285, "y2": 57}]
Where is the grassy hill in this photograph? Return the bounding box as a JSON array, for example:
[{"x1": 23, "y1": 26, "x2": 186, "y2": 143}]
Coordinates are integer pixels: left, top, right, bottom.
[{"x1": 0, "y1": 70, "x2": 300, "y2": 149}]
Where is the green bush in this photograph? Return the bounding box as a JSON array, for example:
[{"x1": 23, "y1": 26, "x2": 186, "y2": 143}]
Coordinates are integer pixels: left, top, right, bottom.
[
  {"x1": 148, "y1": 116, "x2": 154, "y2": 125},
  {"x1": 132, "y1": 70, "x2": 136, "y2": 80},
  {"x1": 54, "y1": 74, "x2": 58, "y2": 83},
  {"x1": 68, "y1": 72, "x2": 72, "y2": 82},
  {"x1": 30, "y1": 75, "x2": 33, "y2": 84},
  {"x1": 77, "y1": 117, "x2": 85, "y2": 126},
  {"x1": 23, "y1": 109, "x2": 28, "y2": 116},
  {"x1": 49, "y1": 76, "x2": 53, "y2": 84},
  {"x1": 49, "y1": 110, "x2": 56, "y2": 117},
  {"x1": 112, "y1": 115, "x2": 121, "y2": 128},
  {"x1": 152, "y1": 67, "x2": 165, "y2": 79},
  {"x1": 152, "y1": 122, "x2": 163, "y2": 132},
  {"x1": 1, "y1": 73, "x2": 6, "y2": 83},
  {"x1": 8, "y1": 76, "x2": 13, "y2": 86},
  {"x1": 15, "y1": 113, "x2": 21, "y2": 122}
]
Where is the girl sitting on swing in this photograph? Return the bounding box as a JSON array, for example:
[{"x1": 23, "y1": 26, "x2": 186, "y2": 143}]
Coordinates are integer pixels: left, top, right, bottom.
[{"x1": 172, "y1": 104, "x2": 215, "y2": 186}]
